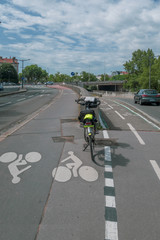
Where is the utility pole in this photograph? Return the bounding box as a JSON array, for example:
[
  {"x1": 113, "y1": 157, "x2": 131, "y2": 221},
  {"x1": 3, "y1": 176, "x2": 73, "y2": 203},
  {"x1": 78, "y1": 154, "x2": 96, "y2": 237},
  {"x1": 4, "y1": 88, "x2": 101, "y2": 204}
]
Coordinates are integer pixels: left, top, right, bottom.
[{"x1": 18, "y1": 59, "x2": 30, "y2": 88}]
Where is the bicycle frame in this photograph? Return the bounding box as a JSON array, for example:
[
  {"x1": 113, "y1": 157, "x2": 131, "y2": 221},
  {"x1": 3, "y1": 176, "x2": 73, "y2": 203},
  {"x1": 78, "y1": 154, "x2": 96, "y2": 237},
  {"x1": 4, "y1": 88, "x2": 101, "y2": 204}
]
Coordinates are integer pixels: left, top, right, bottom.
[{"x1": 75, "y1": 97, "x2": 101, "y2": 161}]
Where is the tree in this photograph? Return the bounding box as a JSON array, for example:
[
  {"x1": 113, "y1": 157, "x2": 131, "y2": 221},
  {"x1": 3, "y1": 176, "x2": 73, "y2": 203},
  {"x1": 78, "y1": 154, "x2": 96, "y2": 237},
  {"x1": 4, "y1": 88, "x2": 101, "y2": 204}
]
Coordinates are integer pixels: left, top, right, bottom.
[
  {"x1": 100, "y1": 74, "x2": 109, "y2": 81},
  {"x1": 80, "y1": 71, "x2": 97, "y2": 82},
  {"x1": 0, "y1": 63, "x2": 18, "y2": 83},
  {"x1": 22, "y1": 65, "x2": 48, "y2": 83},
  {"x1": 123, "y1": 48, "x2": 155, "y2": 91}
]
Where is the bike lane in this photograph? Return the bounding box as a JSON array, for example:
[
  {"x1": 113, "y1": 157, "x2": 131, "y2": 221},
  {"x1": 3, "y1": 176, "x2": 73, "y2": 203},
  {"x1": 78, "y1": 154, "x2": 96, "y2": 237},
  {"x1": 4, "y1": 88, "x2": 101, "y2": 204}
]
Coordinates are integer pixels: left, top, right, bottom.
[
  {"x1": 0, "y1": 87, "x2": 105, "y2": 240},
  {"x1": 36, "y1": 119, "x2": 105, "y2": 240}
]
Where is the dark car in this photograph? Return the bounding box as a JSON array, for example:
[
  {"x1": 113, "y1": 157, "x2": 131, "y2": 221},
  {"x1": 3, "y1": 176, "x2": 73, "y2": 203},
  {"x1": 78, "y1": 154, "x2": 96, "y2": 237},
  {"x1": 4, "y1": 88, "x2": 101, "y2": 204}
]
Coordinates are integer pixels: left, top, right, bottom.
[{"x1": 134, "y1": 89, "x2": 160, "y2": 105}]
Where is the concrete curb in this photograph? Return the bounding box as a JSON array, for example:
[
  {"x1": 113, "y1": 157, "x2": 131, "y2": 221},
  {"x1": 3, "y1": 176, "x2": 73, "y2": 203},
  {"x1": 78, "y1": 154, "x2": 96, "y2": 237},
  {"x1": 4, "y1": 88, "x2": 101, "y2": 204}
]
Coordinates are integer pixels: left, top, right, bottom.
[{"x1": 0, "y1": 89, "x2": 27, "y2": 97}]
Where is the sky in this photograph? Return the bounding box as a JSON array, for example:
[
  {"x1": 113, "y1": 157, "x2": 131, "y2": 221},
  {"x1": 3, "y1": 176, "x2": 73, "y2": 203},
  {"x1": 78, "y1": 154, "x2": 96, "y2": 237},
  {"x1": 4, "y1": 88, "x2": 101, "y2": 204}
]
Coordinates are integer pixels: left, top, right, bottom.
[{"x1": 0, "y1": 0, "x2": 160, "y2": 76}]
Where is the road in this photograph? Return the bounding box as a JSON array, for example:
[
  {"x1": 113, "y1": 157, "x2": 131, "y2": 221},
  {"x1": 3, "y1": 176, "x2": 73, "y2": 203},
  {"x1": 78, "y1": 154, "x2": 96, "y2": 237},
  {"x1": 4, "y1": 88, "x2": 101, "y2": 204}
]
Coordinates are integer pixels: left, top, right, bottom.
[
  {"x1": 0, "y1": 86, "x2": 160, "y2": 240},
  {"x1": 100, "y1": 96, "x2": 160, "y2": 240},
  {"x1": 0, "y1": 86, "x2": 59, "y2": 134}
]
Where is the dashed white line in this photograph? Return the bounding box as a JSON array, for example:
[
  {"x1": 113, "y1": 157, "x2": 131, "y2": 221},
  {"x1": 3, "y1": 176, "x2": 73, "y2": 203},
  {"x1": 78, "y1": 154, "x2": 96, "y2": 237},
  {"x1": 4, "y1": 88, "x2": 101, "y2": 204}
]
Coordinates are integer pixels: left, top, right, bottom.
[
  {"x1": 105, "y1": 196, "x2": 116, "y2": 208},
  {"x1": 105, "y1": 221, "x2": 119, "y2": 240},
  {"x1": 150, "y1": 160, "x2": 160, "y2": 181},
  {"x1": 115, "y1": 110, "x2": 125, "y2": 120},
  {"x1": 108, "y1": 104, "x2": 114, "y2": 109},
  {"x1": 103, "y1": 130, "x2": 109, "y2": 139},
  {"x1": 103, "y1": 130, "x2": 119, "y2": 240},
  {"x1": 127, "y1": 123, "x2": 145, "y2": 145}
]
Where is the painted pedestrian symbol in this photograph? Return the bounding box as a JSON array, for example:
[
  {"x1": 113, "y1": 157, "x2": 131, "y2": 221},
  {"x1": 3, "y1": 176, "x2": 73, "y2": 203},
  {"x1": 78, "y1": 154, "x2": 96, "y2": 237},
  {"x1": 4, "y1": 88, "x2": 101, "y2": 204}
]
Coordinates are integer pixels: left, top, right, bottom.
[
  {"x1": 0, "y1": 152, "x2": 41, "y2": 184},
  {"x1": 52, "y1": 151, "x2": 98, "y2": 182}
]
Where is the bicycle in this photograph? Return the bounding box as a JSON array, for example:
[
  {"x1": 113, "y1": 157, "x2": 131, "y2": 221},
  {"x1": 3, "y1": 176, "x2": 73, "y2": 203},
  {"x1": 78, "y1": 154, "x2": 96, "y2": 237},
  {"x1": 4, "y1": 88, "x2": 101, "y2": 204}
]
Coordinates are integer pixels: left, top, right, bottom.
[{"x1": 75, "y1": 96, "x2": 101, "y2": 162}]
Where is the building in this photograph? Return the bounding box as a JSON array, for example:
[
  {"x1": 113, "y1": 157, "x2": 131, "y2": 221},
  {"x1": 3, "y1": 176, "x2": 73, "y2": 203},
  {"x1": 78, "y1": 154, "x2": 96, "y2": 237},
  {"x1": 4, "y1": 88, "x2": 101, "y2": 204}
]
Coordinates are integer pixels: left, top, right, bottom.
[
  {"x1": 0, "y1": 56, "x2": 19, "y2": 72},
  {"x1": 112, "y1": 71, "x2": 128, "y2": 76}
]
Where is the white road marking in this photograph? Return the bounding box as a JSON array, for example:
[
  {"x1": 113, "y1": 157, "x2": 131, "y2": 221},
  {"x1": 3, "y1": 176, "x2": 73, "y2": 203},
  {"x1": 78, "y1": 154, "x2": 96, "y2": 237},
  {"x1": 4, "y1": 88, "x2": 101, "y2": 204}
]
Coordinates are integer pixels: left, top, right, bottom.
[
  {"x1": 113, "y1": 100, "x2": 160, "y2": 130},
  {"x1": 150, "y1": 160, "x2": 160, "y2": 181},
  {"x1": 16, "y1": 98, "x2": 26, "y2": 102},
  {"x1": 105, "y1": 221, "x2": 118, "y2": 240},
  {"x1": 105, "y1": 178, "x2": 114, "y2": 187},
  {"x1": 105, "y1": 196, "x2": 116, "y2": 208},
  {"x1": 108, "y1": 104, "x2": 114, "y2": 109},
  {"x1": 127, "y1": 123, "x2": 145, "y2": 145},
  {"x1": 115, "y1": 110, "x2": 125, "y2": 120},
  {"x1": 103, "y1": 130, "x2": 109, "y2": 139},
  {"x1": 52, "y1": 151, "x2": 98, "y2": 182},
  {"x1": 0, "y1": 152, "x2": 41, "y2": 184}
]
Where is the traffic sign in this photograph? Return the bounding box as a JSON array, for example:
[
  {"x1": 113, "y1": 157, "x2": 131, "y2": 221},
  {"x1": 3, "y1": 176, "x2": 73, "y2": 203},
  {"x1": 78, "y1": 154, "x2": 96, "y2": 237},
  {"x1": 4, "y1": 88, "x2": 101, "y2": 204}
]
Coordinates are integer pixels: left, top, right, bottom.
[{"x1": 71, "y1": 72, "x2": 75, "y2": 76}]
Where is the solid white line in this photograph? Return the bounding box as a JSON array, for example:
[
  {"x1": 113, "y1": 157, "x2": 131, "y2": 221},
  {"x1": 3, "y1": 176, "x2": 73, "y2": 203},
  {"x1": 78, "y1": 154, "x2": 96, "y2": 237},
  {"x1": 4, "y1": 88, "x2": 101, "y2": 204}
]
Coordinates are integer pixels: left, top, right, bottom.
[
  {"x1": 105, "y1": 196, "x2": 116, "y2": 208},
  {"x1": 150, "y1": 160, "x2": 160, "y2": 181},
  {"x1": 127, "y1": 123, "x2": 145, "y2": 145},
  {"x1": 115, "y1": 110, "x2": 125, "y2": 120},
  {"x1": 105, "y1": 221, "x2": 118, "y2": 240}
]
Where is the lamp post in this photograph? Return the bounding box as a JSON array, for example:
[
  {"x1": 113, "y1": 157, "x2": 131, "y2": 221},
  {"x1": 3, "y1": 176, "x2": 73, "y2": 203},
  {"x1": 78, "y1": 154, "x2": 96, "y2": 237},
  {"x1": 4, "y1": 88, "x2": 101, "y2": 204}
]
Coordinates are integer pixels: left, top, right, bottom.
[{"x1": 19, "y1": 59, "x2": 30, "y2": 88}]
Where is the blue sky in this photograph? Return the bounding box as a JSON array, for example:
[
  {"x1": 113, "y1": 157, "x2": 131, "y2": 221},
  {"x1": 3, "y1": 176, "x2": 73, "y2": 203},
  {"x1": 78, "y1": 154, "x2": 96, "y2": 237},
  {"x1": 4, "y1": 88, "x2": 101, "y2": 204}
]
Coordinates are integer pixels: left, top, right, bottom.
[{"x1": 1, "y1": 0, "x2": 160, "y2": 75}]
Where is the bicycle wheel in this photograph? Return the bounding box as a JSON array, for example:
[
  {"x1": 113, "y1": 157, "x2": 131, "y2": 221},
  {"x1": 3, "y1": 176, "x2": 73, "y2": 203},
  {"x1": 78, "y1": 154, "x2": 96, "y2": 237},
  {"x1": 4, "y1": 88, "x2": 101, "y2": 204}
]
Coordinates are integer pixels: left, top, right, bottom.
[
  {"x1": 84, "y1": 127, "x2": 89, "y2": 142},
  {"x1": 89, "y1": 134, "x2": 94, "y2": 162}
]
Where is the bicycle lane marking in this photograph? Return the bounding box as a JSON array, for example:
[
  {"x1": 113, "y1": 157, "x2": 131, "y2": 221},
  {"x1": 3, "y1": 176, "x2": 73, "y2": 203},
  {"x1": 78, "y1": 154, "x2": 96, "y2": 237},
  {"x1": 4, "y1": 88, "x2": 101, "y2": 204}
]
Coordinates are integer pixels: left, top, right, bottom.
[
  {"x1": 52, "y1": 151, "x2": 98, "y2": 182},
  {"x1": 103, "y1": 130, "x2": 119, "y2": 240}
]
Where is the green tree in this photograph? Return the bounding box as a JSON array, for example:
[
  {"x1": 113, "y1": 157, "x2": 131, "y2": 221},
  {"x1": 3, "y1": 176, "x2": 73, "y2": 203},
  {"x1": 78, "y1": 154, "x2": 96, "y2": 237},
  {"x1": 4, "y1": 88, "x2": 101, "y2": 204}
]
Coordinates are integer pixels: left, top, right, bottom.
[
  {"x1": 123, "y1": 48, "x2": 155, "y2": 91},
  {"x1": 22, "y1": 65, "x2": 48, "y2": 83},
  {"x1": 0, "y1": 63, "x2": 18, "y2": 83},
  {"x1": 80, "y1": 71, "x2": 97, "y2": 82},
  {"x1": 100, "y1": 74, "x2": 109, "y2": 81}
]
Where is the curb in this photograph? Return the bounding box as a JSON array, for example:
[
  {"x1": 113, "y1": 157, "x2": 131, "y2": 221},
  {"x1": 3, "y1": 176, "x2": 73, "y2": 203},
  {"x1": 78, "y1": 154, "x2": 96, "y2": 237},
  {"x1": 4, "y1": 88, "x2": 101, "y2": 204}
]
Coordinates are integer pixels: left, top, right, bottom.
[{"x1": 0, "y1": 89, "x2": 27, "y2": 97}]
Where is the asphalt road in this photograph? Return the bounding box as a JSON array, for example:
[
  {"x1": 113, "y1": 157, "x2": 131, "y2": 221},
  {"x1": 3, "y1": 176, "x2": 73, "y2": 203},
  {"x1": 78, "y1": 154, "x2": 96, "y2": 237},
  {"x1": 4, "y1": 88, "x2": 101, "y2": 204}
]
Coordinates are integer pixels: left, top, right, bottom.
[
  {"x1": 0, "y1": 86, "x2": 59, "y2": 134},
  {"x1": 0, "y1": 86, "x2": 160, "y2": 240},
  {"x1": 100, "y1": 96, "x2": 160, "y2": 240}
]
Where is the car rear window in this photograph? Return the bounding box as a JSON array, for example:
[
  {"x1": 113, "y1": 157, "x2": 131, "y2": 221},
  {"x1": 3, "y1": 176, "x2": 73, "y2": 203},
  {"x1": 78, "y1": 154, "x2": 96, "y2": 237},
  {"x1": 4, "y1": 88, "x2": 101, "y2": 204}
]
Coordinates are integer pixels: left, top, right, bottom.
[{"x1": 144, "y1": 90, "x2": 158, "y2": 94}]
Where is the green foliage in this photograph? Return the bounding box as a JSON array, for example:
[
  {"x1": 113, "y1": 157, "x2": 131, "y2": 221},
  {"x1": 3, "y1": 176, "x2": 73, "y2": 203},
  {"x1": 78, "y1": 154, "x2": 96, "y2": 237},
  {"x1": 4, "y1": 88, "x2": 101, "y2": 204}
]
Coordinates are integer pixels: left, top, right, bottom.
[
  {"x1": 124, "y1": 48, "x2": 160, "y2": 91},
  {"x1": 22, "y1": 64, "x2": 48, "y2": 83},
  {"x1": 111, "y1": 74, "x2": 126, "y2": 81},
  {"x1": 100, "y1": 74, "x2": 109, "y2": 81},
  {"x1": 0, "y1": 63, "x2": 18, "y2": 83}
]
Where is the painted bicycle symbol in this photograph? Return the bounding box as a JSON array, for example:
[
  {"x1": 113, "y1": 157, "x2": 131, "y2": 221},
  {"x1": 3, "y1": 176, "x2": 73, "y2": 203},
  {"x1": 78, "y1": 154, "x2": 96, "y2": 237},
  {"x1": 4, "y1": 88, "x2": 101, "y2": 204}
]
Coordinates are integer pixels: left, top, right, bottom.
[
  {"x1": 52, "y1": 151, "x2": 98, "y2": 182},
  {"x1": 0, "y1": 152, "x2": 42, "y2": 184}
]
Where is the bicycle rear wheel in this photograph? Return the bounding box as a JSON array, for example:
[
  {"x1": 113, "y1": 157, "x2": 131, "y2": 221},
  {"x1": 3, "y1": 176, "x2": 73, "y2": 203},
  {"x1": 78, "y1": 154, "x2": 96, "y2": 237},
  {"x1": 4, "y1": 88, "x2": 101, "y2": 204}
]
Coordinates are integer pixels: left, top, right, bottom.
[{"x1": 89, "y1": 135, "x2": 94, "y2": 162}]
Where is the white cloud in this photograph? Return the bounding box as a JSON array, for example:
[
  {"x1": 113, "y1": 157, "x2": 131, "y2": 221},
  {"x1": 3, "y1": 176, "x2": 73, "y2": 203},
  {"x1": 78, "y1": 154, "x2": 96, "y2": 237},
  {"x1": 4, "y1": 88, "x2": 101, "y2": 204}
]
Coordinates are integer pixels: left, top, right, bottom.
[{"x1": 0, "y1": 0, "x2": 160, "y2": 74}]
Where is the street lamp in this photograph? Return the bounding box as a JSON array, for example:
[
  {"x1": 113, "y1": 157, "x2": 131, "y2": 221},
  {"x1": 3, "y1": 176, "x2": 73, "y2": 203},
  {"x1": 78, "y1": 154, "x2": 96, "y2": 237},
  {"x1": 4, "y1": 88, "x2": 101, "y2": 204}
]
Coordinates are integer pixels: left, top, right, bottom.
[{"x1": 18, "y1": 59, "x2": 30, "y2": 88}]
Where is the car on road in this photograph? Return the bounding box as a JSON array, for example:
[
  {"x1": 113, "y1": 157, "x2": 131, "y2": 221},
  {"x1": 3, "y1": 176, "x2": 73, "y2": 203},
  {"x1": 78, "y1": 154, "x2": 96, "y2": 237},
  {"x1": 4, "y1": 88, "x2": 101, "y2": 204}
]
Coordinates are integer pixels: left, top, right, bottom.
[{"x1": 134, "y1": 89, "x2": 160, "y2": 105}]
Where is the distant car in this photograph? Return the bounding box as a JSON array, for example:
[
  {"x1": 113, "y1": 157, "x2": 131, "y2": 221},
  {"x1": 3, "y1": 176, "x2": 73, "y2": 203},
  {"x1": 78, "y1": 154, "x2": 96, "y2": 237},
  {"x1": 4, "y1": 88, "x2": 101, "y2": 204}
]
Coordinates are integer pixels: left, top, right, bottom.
[
  {"x1": 45, "y1": 81, "x2": 54, "y2": 85},
  {"x1": 134, "y1": 89, "x2": 160, "y2": 105},
  {"x1": 0, "y1": 83, "x2": 4, "y2": 91}
]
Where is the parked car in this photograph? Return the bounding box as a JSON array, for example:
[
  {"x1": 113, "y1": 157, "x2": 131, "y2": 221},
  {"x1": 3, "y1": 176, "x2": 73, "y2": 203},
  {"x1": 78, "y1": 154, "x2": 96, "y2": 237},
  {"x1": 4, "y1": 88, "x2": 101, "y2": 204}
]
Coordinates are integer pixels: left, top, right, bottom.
[
  {"x1": 134, "y1": 89, "x2": 160, "y2": 105},
  {"x1": 0, "y1": 83, "x2": 4, "y2": 91}
]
